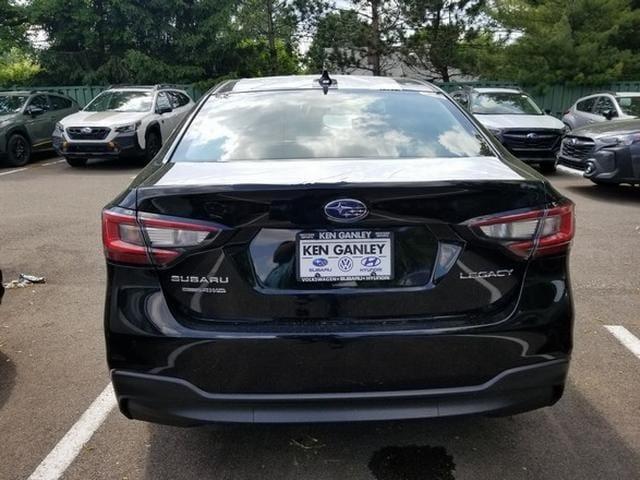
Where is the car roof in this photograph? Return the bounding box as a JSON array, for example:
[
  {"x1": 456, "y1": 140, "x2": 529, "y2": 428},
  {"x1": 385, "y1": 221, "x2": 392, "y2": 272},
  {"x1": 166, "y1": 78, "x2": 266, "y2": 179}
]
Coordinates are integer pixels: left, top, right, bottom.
[
  {"x1": 473, "y1": 87, "x2": 523, "y2": 94},
  {"x1": 228, "y1": 75, "x2": 437, "y2": 93},
  {"x1": 615, "y1": 92, "x2": 640, "y2": 97},
  {"x1": 0, "y1": 90, "x2": 32, "y2": 95}
]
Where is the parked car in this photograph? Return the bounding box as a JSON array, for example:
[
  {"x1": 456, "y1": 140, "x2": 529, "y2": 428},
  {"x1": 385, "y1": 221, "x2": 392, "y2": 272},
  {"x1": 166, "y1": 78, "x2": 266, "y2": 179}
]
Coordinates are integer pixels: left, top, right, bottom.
[
  {"x1": 451, "y1": 87, "x2": 566, "y2": 173},
  {"x1": 53, "y1": 85, "x2": 194, "y2": 167},
  {"x1": 103, "y1": 74, "x2": 575, "y2": 426},
  {"x1": 0, "y1": 90, "x2": 79, "y2": 167},
  {"x1": 558, "y1": 118, "x2": 640, "y2": 185},
  {"x1": 562, "y1": 92, "x2": 640, "y2": 130}
]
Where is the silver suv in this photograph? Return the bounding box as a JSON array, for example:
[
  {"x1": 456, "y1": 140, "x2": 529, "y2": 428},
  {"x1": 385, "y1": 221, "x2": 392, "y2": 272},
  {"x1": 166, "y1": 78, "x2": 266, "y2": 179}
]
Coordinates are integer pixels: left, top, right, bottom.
[
  {"x1": 451, "y1": 87, "x2": 566, "y2": 173},
  {"x1": 562, "y1": 92, "x2": 640, "y2": 130}
]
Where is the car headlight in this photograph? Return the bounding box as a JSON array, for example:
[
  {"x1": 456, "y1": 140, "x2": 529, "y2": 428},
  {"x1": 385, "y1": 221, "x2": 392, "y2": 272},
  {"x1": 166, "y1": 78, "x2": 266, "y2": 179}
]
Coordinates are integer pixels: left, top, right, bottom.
[
  {"x1": 488, "y1": 128, "x2": 503, "y2": 138},
  {"x1": 599, "y1": 133, "x2": 640, "y2": 146},
  {"x1": 54, "y1": 122, "x2": 64, "y2": 133},
  {"x1": 115, "y1": 121, "x2": 141, "y2": 133}
]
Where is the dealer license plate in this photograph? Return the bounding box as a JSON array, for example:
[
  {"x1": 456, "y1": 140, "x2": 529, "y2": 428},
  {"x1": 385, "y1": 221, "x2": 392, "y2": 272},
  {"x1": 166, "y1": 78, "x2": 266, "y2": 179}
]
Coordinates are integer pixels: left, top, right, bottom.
[{"x1": 297, "y1": 230, "x2": 393, "y2": 282}]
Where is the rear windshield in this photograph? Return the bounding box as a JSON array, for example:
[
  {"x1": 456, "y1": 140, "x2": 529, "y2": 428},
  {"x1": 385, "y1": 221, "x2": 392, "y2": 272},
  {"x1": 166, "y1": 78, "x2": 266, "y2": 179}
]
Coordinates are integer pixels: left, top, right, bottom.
[
  {"x1": 171, "y1": 90, "x2": 492, "y2": 162},
  {"x1": 84, "y1": 91, "x2": 152, "y2": 112},
  {"x1": 472, "y1": 92, "x2": 543, "y2": 115},
  {"x1": 617, "y1": 96, "x2": 640, "y2": 116}
]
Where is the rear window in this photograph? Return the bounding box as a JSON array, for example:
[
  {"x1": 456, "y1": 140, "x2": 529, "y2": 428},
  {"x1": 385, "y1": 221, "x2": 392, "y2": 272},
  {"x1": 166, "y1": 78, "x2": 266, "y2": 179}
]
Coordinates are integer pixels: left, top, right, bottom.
[{"x1": 171, "y1": 90, "x2": 492, "y2": 162}]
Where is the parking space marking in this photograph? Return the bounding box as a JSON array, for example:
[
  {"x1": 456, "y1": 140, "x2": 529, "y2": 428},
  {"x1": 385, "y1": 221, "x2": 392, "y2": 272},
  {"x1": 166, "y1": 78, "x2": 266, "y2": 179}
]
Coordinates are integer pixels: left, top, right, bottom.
[
  {"x1": 605, "y1": 325, "x2": 640, "y2": 359},
  {"x1": 27, "y1": 384, "x2": 116, "y2": 480},
  {"x1": 41, "y1": 159, "x2": 65, "y2": 167},
  {"x1": 0, "y1": 167, "x2": 29, "y2": 177}
]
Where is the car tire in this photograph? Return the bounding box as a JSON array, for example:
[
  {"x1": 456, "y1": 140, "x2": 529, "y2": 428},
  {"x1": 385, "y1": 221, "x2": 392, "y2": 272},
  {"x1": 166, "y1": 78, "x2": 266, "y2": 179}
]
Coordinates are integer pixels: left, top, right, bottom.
[
  {"x1": 6, "y1": 133, "x2": 31, "y2": 167},
  {"x1": 65, "y1": 157, "x2": 88, "y2": 168},
  {"x1": 539, "y1": 162, "x2": 557, "y2": 174},
  {"x1": 144, "y1": 130, "x2": 161, "y2": 163}
]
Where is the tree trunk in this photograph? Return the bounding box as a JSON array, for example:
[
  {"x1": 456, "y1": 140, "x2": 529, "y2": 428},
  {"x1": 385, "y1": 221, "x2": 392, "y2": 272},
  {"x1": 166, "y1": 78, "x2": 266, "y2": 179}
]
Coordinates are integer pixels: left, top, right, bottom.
[
  {"x1": 370, "y1": 0, "x2": 381, "y2": 76},
  {"x1": 265, "y1": 0, "x2": 277, "y2": 75}
]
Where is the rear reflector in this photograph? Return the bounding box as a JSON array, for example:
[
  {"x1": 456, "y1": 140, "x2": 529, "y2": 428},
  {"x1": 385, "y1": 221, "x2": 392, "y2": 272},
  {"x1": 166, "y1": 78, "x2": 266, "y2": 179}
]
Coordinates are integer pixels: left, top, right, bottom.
[
  {"x1": 102, "y1": 209, "x2": 218, "y2": 266},
  {"x1": 469, "y1": 203, "x2": 575, "y2": 258}
]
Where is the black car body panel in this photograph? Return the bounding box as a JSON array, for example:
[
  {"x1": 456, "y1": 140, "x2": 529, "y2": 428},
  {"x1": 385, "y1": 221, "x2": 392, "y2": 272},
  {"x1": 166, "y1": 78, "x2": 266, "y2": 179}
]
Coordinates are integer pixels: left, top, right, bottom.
[
  {"x1": 558, "y1": 118, "x2": 640, "y2": 184},
  {"x1": 104, "y1": 75, "x2": 574, "y2": 425}
]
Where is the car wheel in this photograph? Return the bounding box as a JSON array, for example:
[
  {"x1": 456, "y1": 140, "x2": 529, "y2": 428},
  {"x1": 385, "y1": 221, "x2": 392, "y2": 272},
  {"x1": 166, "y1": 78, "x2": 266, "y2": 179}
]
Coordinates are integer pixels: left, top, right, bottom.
[
  {"x1": 539, "y1": 162, "x2": 557, "y2": 174},
  {"x1": 65, "y1": 157, "x2": 87, "y2": 168},
  {"x1": 144, "y1": 130, "x2": 161, "y2": 163},
  {"x1": 6, "y1": 134, "x2": 31, "y2": 167}
]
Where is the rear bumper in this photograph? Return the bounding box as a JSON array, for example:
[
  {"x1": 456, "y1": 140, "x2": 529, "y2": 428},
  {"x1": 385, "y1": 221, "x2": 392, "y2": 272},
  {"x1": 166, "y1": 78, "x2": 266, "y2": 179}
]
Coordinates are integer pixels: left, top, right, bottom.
[{"x1": 112, "y1": 359, "x2": 569, "y2": 425}]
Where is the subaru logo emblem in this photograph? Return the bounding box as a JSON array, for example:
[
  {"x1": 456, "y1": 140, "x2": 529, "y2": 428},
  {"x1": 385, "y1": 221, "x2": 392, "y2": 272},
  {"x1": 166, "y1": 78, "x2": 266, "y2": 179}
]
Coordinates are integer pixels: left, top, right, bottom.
[
  {"x1": 81, "y1": 127, "x2": 92, "y2": 134},
  {"x1": 324, "y1": 199, "x2": 368, "y2": 223},
  {"x1": 526, "y1": 132, "x2": 538, "y2": 140},
  {"x1": 361, "y1": 256, "x2": 381, "y2": 267},
  {"x1": 312, "y1": 258, "x2": 328, "y2": 267}
]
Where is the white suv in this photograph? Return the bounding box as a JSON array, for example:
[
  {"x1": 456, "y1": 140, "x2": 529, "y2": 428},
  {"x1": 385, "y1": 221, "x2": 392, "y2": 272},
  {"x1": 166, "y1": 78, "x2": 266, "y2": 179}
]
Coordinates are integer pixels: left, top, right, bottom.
[{"x1": 53, "y1": 85, "x2": 194, "y2": 167}]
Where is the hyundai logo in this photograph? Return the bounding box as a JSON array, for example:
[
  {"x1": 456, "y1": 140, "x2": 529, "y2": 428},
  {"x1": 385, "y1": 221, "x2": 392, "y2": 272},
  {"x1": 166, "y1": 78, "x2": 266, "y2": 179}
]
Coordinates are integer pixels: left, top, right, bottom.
[
  {"x1": 324, "y1": 199, "x2": 368, "y2": 223},
  {"x1": 81, "y1": 127, "x2": 93, "y2": 134},
  {"x1": 312, "y1": 258, "x2": 328, "y2": 267},
  {"x1": 361, "y1": 256, "x2": 381, "y2": 267},
  {"x1": 526, "y1": 132, "x2": 538, "y2": 140}
]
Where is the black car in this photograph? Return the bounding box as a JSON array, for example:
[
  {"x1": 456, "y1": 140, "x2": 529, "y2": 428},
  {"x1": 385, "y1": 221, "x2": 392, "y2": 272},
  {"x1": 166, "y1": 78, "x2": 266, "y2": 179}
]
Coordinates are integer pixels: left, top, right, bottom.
[
  {"x1": 103, "y1": 74, "x2": 575, "y2": 426},
  {"x1": 558, "y1": 118, "x2": 640, "y2": 185}
]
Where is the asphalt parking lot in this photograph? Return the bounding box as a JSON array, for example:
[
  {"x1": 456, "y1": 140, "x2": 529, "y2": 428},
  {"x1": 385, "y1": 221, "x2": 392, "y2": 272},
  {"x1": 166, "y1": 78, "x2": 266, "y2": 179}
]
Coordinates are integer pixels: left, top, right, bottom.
[{"x1": 1, "y1": 156, "x2": 639, "y2": 480}]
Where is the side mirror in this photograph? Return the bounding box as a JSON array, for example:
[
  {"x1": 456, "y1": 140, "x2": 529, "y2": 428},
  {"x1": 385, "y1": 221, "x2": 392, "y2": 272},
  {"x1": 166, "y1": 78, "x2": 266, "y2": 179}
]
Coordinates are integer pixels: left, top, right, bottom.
[
  {"x1": 25, "y1": 105, "x2": 45, "y2": 116},
  {"x1": 157, "y1": 105, "x2": 172, "y2": 115},
  {"x1": 603, "y1": 109, "x2": 615, "y2": 120}
]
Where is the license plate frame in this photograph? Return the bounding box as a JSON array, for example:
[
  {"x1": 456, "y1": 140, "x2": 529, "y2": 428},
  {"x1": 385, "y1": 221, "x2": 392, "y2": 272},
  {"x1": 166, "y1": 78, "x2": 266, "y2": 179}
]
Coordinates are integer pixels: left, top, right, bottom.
[{"x1": 296, "y1": 230, "x2": 394, "y2": 283}]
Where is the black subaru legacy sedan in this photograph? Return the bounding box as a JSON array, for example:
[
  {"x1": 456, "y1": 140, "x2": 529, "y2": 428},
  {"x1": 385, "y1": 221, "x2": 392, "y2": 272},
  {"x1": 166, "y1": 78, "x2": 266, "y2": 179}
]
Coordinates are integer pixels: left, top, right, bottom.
[{"x1": 103, "y1": 74, "x2": 575, "y2": 426}]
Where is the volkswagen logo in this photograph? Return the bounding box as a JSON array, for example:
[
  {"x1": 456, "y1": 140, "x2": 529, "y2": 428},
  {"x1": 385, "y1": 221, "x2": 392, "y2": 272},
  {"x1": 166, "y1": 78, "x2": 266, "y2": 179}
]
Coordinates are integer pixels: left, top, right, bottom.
[
  {"x1": 324, "y1": 199, "x2": 368, "y2": 223},
  {"x1": 526, "y1": 132, "x2": 538, "y2": 140},
  {"x1": 81, "y1": 127, "x2": 93, "y2": 134},
  {"x1": 361, "y1": 256, "x2": 381, "y2": 267},
  {"x1": 338, "y1": 257, "x2": 353, "y2": 272}
]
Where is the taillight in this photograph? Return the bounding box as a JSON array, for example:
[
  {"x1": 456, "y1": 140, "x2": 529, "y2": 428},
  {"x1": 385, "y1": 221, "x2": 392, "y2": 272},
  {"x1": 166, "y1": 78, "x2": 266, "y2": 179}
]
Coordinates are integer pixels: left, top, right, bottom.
[
  {"x1": 102, "y1": 209, "x2": 218, "y2": 266},
  {"x1": 468, "y1": 203, "x2": 575, "y2": 258}
]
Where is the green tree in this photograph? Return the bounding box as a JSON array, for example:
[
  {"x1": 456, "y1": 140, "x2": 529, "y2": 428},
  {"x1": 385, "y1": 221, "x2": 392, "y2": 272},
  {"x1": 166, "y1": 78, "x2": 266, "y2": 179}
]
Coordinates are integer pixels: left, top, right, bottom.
[
  {"x1": 0, "y1": 48, "x2": 42, "y2": 87},
  {"x1": 401, "y1": 0, "x2": 487, "y2": 82},
  {"x1": 306, "y1": 10, "x2": 370, "y2": 73},
  {"x1": 485, "y1": 0, "x2": 640, "y2": 85}
]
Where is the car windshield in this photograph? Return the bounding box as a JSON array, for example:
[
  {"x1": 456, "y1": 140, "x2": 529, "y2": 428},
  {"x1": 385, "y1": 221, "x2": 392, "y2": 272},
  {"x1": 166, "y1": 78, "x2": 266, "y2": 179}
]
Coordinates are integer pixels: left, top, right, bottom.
[
  {"x1": 171, "y1": 90, "x2": 492, "y2": 162},
  {"x1": 471, "y1": 92, "x2": 543, "y2": 115},
  {"x1": 616, "y1": 96, "x2": 640, "y2": 116},
  {"x1": 84, "y1": 91, "x2": 152, "y2": 112},
  {"x1": 0, "y1": 95, "x2": 28, "y2": 115}
]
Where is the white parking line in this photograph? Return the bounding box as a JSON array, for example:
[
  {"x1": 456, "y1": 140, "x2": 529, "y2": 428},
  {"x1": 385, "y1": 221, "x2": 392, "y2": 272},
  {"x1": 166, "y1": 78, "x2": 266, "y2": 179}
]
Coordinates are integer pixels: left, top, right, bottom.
[
  {"x1": 605, "y1": 325, "x2": 640, "y2": 359},
  {"x1": 41, "y1": 159, "x2": 65, "y2": 167},
  {"x1": 27, "y1": 384, "x2": 116, "y2": 480},
  {"x1": 0, "y1": 167, "x2": 28, "y2": 177}
]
